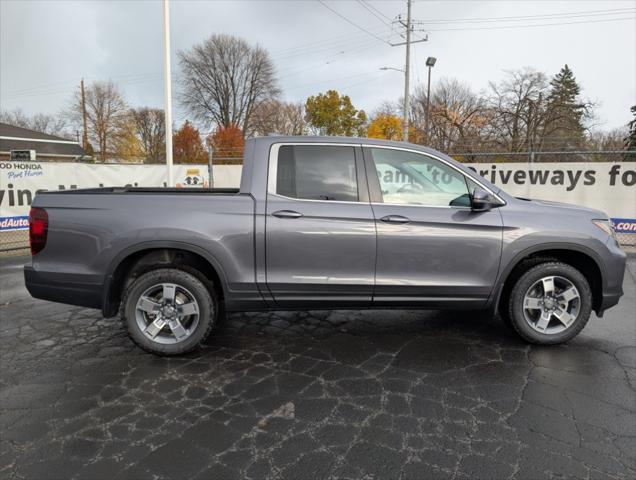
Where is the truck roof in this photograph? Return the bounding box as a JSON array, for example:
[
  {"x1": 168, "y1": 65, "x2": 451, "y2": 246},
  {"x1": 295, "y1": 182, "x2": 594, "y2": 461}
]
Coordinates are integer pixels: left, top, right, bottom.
[{"x1": 248, "y1": 135, "x2": 444, "y2": 156}]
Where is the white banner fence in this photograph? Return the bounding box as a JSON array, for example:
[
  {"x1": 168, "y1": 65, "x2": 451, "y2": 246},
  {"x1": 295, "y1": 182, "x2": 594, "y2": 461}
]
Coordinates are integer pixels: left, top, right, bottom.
[{"x1": 1, "y1": 161, "x2": 634, "y2": 250}]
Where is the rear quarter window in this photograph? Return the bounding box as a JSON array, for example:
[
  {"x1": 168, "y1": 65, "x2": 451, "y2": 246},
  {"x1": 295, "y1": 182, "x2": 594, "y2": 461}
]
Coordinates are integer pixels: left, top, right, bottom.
[{"x1": 275, "y1": 145, "x2": 358, "y2": 202}]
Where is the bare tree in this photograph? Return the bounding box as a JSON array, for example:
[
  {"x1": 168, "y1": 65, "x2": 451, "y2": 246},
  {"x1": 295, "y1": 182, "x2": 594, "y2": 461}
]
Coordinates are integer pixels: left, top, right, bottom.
[
  {"x1": 178, "y1": 34, "x2": 280, "y2": 135},
  {"x1": 411, "y1": 78, "x2": 488, "y2": 155},
  {"x1": 0, "y1": 108, "x2": 69, "y2": 138},
  {"x1": 373, "y1": 100, "x2": 400, "y2": 118},
  {"x1": 486, "y1": 68, "x2": 549, "y2": 152},
  {"x1": 68, "y1": 81, "x2": 128, "y2": 161},
  {"x1": 130, "y1": 108, "x2": 165, "y2": 163},
  {"x1": 247, "y1": 100, "x2": 305, "y2": 137},
  {"x1": 589, "y1": 127, "x2": 628, "y2": 151}
]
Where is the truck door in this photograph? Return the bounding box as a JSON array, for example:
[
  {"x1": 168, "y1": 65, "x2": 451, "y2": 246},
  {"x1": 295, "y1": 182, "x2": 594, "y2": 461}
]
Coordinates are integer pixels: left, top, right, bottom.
[
  {"x1": 265, "y1": 143, "x2": 376, "y2": 308},
  {"x1": 363, "y1": 146, "x2": 503, "y2": 308}
]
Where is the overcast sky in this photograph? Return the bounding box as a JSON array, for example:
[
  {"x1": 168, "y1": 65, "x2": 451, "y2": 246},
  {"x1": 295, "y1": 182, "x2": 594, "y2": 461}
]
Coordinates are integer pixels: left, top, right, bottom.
[{"x1": 1, "y1": 0, "x2": 635, "y2": 134}]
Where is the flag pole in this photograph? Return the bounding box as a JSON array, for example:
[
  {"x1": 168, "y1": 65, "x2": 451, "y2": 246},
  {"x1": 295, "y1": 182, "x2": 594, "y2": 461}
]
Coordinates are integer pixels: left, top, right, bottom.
[{"x1": 162, "y1": 0, "x2": 174, "y2": 186}]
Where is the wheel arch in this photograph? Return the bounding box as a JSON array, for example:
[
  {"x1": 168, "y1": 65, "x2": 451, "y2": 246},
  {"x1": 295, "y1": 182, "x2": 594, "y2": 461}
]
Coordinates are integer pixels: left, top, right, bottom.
[
  {"x1": 102, "y1": 241, "x2": 227, "y2": 317},
  {"x1": 493, "y1": 243, "x2": 604, "y2": 315}
]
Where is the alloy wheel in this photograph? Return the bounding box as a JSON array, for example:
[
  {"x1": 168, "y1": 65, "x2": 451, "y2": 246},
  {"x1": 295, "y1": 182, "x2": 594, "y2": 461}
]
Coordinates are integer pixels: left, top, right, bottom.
[
  {"x1": 522, "y1": 275, "x2": 581, "y2": 335},
  {"x1": 134, "y1": 282, "x2": 200, "y2": 344}
]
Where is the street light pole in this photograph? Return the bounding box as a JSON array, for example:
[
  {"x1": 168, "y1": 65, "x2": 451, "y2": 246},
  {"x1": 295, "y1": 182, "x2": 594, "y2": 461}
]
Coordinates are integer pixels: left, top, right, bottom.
[
  {"x1": 162, "y1": 0, "x2": 174, "y2": 187},
  {"x1": 424, "y1": 56, "x2": 436, "y2": 145},
  {"x1": 388, "y1": 0, "x2": 427, "y2": 142},
  {"x1": 402, "y1": 0, "x2": 412, "y2": 142}
]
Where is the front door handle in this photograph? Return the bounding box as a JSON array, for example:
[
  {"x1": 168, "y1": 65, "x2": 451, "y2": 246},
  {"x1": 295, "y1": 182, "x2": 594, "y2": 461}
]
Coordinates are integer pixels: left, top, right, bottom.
[
  {"x1": 380, "y1": 215, "x2": 411, "y2": 224},
  {"x1": 272, "y1": 210, "x2": 303, "y2": 219}
]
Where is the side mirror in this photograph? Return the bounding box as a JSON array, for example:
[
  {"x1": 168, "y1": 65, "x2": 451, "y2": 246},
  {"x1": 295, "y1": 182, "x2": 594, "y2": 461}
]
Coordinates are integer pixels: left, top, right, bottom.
[{"x1": 471, "y1": 188, "x2": 499, "y2": 212}]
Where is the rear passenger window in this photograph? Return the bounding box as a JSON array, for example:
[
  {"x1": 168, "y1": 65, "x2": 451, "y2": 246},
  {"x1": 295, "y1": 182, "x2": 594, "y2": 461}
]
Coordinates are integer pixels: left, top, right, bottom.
[{"x1": 274, "y1": 145, "x2": 358, "y2": 202}]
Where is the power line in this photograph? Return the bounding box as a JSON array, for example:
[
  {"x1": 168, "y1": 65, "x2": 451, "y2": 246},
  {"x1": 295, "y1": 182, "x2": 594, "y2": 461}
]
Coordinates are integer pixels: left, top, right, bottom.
[
  {"x1": 284, "y1": 70, "x2": 379, "y2": 93},
  {"x1": 3, "y1": 71, "x2": 169, "y2": 97},
  {"x1": 356, "y1": 0, "x2": 392, "y2": 26},
  {"x1": 426, "y1": 15, "x2": 635, "y2": 32},
  {"x1": 339, "y1": 71, "x2": 392, "y2": 92},
  {"x1": 276, "y1": 39, "x2": 384, "y2": 77},
  {"x1": 318, "y1": 0, "x2": 391, "y2": 44},
  {"x1": 361, "y1": 0, "x2": 393, "y2": 22},
  {"x1": 273, "y1": 34, "x2": 383, "y2": 62},
  {"x1": 272, "y1": 28, "x2": 380, "y2": 56},
  {"x1": 414, "y1": 7, "x2": 635, "y2": 25}
]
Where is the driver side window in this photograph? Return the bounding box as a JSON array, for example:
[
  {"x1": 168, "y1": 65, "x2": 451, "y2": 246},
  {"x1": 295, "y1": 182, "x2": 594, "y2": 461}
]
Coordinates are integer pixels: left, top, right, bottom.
[{"x1": 369, "y1": 148, "x2": 471, "y2": 207}]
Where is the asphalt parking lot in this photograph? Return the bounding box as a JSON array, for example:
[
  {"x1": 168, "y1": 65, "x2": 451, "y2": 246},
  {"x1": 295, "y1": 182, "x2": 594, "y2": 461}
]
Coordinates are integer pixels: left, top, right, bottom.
[{"x1": 1, "y1": 255, "x2": 635, "y2": 480}]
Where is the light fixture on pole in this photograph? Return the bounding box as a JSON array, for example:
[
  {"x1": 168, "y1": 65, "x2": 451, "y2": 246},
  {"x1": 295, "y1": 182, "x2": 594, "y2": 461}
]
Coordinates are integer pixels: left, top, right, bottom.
[
  {"x1": 162, "y1": 0, "x2": 174, "y2": 187},
  {"x1": 424, "y1": 56, "x2": 436, "y2": 145},
  {"x1": 380, "y1": 67, "x2": 406, "y2": 73}
]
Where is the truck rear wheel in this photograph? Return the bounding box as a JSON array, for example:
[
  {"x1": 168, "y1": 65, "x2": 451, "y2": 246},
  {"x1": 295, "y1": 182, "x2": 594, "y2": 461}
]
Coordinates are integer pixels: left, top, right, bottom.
[
  {"x1": 507, "y1": 261, "x2": 592, "y2": 345},
  {"x1": 121, "y1": 268, "x2": 217, "y2": 355}
]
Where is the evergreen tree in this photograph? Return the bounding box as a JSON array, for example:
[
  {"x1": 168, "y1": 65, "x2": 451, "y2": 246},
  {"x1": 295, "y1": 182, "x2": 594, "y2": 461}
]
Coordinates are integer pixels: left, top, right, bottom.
[
  {"x1": 626, "y1": 105, "x2": 636, "y2": 152},
  {"x1": 542, "y1": 65, "x2": 588, "y2": 152}
]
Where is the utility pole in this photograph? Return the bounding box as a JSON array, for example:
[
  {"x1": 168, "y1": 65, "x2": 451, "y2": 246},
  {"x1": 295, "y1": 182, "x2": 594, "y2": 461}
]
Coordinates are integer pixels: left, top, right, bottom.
[
  {"x1": 80, "y1": 79, "x2": 88, "y2": 150},
  {"x1": 425, "y1": 66, "x2": 432, "y2": 143},
  {"x1": 527, "y1": 93, "x2": 542, "y2": 163},
  {"x1": 390, "y1": 0, "x2": 427, "y2": 142},
  {"x1": 402, "y1": 0, "x2": 411, "y2": 142},
  {"x1": 162, "y1": 0, "x2": 174, "y2": 187},
  {"x1": 527, "y1": 100, "x2": 534, "y2": 163},
  {"x1": 207, "y1": 144, "x2": 215, "y2": 188}
]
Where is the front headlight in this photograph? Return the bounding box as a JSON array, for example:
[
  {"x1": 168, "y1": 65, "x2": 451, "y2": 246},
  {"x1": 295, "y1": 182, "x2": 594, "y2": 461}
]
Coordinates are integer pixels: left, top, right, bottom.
[{"x1": 592, "y1": 219, "x2": 617, "y2": 239}]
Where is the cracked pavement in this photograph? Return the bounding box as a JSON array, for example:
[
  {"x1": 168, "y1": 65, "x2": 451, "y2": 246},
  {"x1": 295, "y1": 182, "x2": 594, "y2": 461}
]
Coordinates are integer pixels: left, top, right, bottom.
[{"x1": 1, "y1": 256, "x2": 635, "y2": 479}]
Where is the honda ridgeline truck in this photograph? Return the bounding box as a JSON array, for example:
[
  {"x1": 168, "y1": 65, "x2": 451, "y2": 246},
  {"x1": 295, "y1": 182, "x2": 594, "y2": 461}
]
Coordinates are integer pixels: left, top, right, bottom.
[{"x1": 25, "y1": 136, "x2": 626, "y2": 355}]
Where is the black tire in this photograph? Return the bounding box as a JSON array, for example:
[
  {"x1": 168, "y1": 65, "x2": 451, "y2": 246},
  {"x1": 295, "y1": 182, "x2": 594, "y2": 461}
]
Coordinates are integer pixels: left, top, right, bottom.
[
  {"x1": 507, "y1": 261, "x2": 592, "y2": 345},
  {"x1": 121, "y1": 268, "x2": 217, "y2": 355},
  {"x1": 498, "y1": 257, "x2": 555, "y2": 330}
]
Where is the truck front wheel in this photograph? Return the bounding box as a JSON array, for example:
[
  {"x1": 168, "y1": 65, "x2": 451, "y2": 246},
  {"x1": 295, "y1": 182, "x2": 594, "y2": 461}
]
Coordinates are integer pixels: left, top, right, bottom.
[
  {"x1": 121, "y1": 268, "x2": 217, "y2": 355},
  {"x1": 507, "y1": 261, "x2": 592, "y2": 344}
]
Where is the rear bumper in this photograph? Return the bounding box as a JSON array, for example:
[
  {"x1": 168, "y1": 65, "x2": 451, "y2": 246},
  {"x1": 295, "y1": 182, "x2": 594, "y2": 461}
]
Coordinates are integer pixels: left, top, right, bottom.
[{"x1": 24, "y1": 266, "x2": 103, "y2": 310}]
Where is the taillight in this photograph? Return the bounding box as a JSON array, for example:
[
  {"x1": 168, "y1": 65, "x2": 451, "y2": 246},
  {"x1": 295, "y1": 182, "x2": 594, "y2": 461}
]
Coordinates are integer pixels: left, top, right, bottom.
[{"x1": 29, "y1": 207, "x2": 48, "y2": 255}]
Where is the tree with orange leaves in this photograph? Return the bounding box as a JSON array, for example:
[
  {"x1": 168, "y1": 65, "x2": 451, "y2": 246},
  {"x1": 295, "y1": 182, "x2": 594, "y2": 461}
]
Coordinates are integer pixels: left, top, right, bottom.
[
  {"x1": 173, "y1": 120, "x2": 206, "y2": 164},
  {"x1": 367, "y1": 114, "x2": 403, "y2": 141},
  {"x1": 209, "y1": 124, "x2": 244, "y2": 162}
]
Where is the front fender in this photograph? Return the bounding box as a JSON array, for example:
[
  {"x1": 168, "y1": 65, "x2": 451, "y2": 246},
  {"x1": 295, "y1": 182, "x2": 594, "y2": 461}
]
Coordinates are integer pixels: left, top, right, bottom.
[{"x1": 485, "y1": 240, "x2": 608, "y2": 313}]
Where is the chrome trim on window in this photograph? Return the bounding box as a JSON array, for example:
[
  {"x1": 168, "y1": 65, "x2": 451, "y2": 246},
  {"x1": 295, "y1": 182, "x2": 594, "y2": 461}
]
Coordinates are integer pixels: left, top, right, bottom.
[
  {"x1": 269, "y1": 192, "x2": 368, "y2": 205},
  {"x1": 370, "y1": 202, "x2": 472, "y2": 210}
]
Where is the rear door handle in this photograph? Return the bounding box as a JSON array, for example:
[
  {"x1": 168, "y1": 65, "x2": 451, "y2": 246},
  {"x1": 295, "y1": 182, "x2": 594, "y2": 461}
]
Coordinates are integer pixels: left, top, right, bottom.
[
  {"x1": 272, "y1": 210, "x2": 303, "y2": 219},
  {"x1": 380, "y1": 215, "x2": 411, "y2": 224}
]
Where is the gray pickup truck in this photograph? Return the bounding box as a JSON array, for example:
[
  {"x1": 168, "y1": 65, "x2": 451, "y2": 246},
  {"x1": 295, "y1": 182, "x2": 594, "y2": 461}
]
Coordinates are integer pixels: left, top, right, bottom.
[{"x1": 25, "y1": 136, "x2": 626, "y2": 355}]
